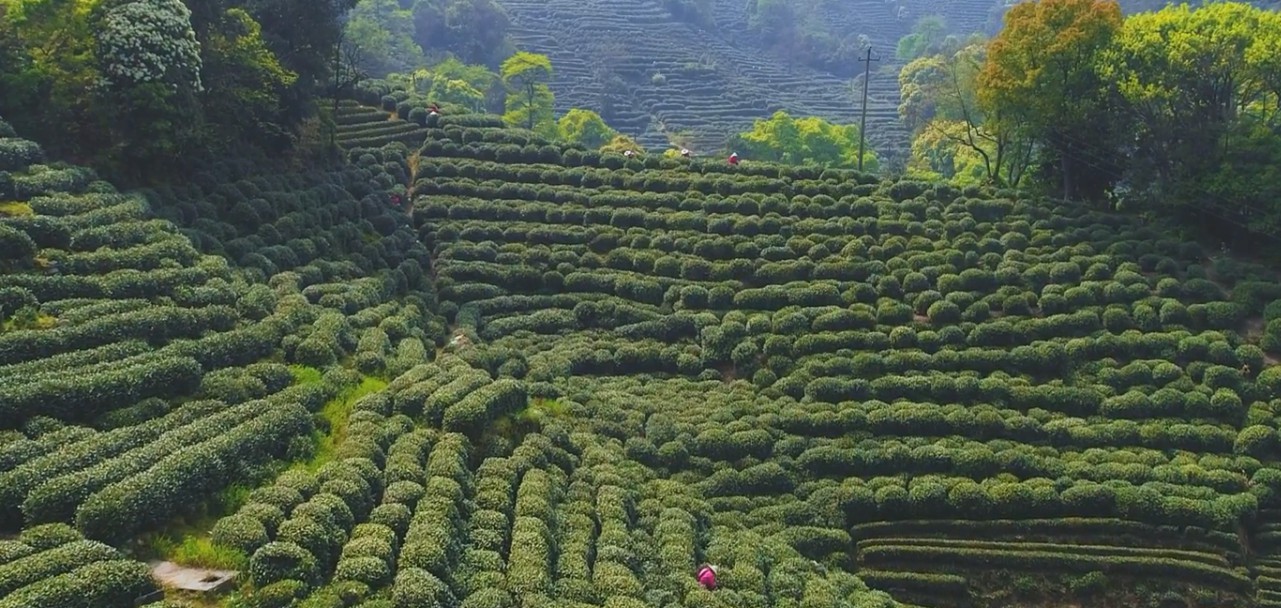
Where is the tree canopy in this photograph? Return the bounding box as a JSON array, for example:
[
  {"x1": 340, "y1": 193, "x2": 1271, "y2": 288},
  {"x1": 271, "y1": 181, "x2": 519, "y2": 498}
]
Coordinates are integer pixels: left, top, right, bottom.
[
  {"x1": 899, "y1": 41, "x2": 1033, "y2": 187},
  {"x1": 978, "y1": 0, "x2": 1123, "y2": 200},
  {"x1": 908, "y1": 0, "x2": 1281, "y2": 244},
  {"x1": 501, "y1": 51, "x2": 555, "y2": 137},
  {"x1": 0, "y1": 0, "x2": 357, "y2": 183},
  {"x1": 558, "y1": 109, "x2": 619, "y2": 150},
  {"x1": 732, "y1": 110, "x2": 879, "y2": 172}
]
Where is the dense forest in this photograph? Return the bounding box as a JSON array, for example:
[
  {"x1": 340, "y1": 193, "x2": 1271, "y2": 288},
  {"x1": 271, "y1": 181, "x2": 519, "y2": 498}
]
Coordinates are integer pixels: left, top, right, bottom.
[{"x1": 6, "y1": 0, "x2": 1281, "y2": 608}]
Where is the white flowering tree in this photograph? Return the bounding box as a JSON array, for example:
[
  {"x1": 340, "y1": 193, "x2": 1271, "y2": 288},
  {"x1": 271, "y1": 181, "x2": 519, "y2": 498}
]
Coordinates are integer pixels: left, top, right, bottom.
[
  {"x1": 94, "y1": 0, "x2": 204, "y2": 182},
  {"x1": 97, "y1": 0, "x2": 203, "y2": 92}
]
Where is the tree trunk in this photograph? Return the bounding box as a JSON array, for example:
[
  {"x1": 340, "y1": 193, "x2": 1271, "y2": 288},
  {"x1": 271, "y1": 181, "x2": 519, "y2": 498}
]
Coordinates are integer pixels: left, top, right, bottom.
[{"x1": 1060, "y1": 149, "x2": 1073, "y2": 201}]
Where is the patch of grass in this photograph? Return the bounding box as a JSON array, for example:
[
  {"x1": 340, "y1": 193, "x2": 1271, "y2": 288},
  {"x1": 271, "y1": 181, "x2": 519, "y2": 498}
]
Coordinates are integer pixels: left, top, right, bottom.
[
  {"x1": 518, "y1": 397, "x2": 570, "y2": 424},
  {"x1": 151, "y1": 535, "x2": 248, "y2": 571},
  {"x1": 289, "y1": 364, "x2": 324, "y2": 386},
  {"x1": 136, "y1": 481, "x2": 258, "y2": 569},
  {"x1": 489, "y1": 397, "x2": 571, "y2": 443},
  {"x1": 299, "y1": 374, "x2": 388, "y2": 472},
  {"x1": 0, "y1": 202, "x2": 33, "y2": 217}
]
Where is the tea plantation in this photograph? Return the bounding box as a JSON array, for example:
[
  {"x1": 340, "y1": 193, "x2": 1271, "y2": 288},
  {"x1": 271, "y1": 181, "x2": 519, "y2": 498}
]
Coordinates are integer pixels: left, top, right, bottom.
[
  {"x1": 493, "y1": 0, "x2": 917, "y2": 156},
  {"x1": 4, "y1": 103, "x2": 1281, "y2": 608}
]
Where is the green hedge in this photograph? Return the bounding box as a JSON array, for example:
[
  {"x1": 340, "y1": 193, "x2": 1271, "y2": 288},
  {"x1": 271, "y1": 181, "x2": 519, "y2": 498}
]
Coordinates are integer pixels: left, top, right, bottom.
[
  {"x1": 75, "y1": 402, "x2": 312, "y2": 543},
  {"x1": 0, "y1": 558, "x2": 156, "y2": 608},
  {"x1": 0, "y1": 399, "x2": 227, "y2": 528},
  {"x1": 858, "y1": 544, "x2": 1250, "y2": 592},
  {"x1": 442, "y1": 379, "x2": 527, "y2": 435},
  {"x1": 0, "y1": 539, "x2": 121, "y2": 596}
]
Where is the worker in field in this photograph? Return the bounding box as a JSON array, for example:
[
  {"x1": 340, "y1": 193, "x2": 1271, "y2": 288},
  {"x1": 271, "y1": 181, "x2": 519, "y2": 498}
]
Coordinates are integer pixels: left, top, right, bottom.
[
  {"x1": 429, "y1": 103, "x2": 441, "y2": 115},
  {"x1": 696, "y1": 564, "x2": 718, "y2": 590},
  {"x1": 681, "y1": 148, "x2": 691, "y2": 158},
  {"x1": 728, "y1": 152, "x2": 739, "y2": 166},
  {"x1": 624, "y1": 149, "x2": 635, "y2": 158}
]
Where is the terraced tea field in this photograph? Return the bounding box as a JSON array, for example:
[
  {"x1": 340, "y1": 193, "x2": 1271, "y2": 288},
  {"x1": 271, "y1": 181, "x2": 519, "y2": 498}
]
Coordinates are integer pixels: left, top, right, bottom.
[
  {"x1": 3, "y1": 110, "x2": 1281, "y2": 608},
  {"x1": 493, "y1": 0, "x2": 1001, "y2": 160},
  {"x1": 408, "y1": 124, "x2": 1281, "y2": 607}
]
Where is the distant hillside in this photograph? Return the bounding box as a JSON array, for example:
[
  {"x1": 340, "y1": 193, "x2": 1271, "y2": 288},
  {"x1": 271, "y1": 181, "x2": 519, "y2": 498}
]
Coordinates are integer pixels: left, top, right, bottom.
[{"x1": 493, "y1": 0, "x2": 1001, "y2": 163}]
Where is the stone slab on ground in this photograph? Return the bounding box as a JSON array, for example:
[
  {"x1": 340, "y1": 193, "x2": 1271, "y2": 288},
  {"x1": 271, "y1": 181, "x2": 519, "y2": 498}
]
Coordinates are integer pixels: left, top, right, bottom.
[{"x1": 150, "y1": 561, "x2": 238, "y2": 593}]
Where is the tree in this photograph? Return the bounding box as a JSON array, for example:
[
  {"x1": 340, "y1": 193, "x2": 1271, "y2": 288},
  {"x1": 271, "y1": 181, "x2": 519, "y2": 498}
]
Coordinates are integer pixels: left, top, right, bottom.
[
  {"x1": 1, "y1": 0, "x2": 360, "y2": 184},
  {"x1": 978, "y1": 0, "x2": 1123, "y2": 201},
  {"x1": 900, "y1": 43, "x2": 1032, "y2": 186},
  {"x1": 558, "y1": 109, "x2": 618, "y2": 150},
  {"x1": 342, "y1": 0, "x2": 423, "y2": 76},
  {"x1": 896, "y1": 15, "x2": 948, "y2": 62},
  {"x1": 245, "y1": 0, "x2": 360, "y2": 126},
  {"x1": 430, "y1": 57, "x2": 501, "y2": 112},
  {"x1": 97, "y1": 0, "x2": 203, "y2": 91},
  {"x1": 201, "y1": 8, "x2": 299, "y2": 153},
  {"x1": 734, "y1": 110, "x2": 878, "y2": 171},
  {"x1": 1098, "y1": 2, "x2": 1281, "y2": 229},
  {"x1": 0, "y1": 0, "x2": 108, "y2": 157},
  {"x1": 410, "y1": 0, "x2": 511, "y2": 67},
  {"x1": 95, "y1": 0, "x2": 205, "y2": 181},
  {"x1": 329, "y1": 27, "x2": 368, "y2": 111},
  {"x1": 500, "y1": 51, "x2": 554, "y2": 136}
]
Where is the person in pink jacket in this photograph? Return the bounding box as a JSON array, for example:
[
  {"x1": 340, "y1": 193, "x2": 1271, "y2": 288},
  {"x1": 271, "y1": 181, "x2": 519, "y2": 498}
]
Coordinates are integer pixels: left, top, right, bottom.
[{"x1": 696, "y1": 564, "x2": 718, "y2": 590}]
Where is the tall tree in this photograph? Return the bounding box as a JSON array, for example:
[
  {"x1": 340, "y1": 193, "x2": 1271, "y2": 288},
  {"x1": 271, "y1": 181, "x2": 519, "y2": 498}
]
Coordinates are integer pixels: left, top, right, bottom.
[
  {"x1": 978, "y1": 0, "x2": 1123, "y2": 201},
  {"x1": 200, "y1": 8, "x2": 298, "y2": 153},
  {"x1": 900, "y1": 43, "x2": 1032, "y2": 186},
  {"x1": 342, "y1": 0, "x2": 423, "y2": 76},
  {"x1": 1099, "y1": 2, "x2": 1281, "y2": 235},
  {"x1": 243, "y1": 0, "x2": 359, "y2": 125},
  {"x1": 0, "y1": 0, "x2": 108, "y2": 158},
  {"x1": 1100, "y1": 3, "x2": 1281, "y2": 196},
  {"x1": 410, "y1": 0, "x2": 511, "y2": 67},
  {"x1": 95, "y1": 0, "x2": 204, "y2": 181},
  {"x1": 500, "y1": 51, "x2": 554, "y2": 136}
]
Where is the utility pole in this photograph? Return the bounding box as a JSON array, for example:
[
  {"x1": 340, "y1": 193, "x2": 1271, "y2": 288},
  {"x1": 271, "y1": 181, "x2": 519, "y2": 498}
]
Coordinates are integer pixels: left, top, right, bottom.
[{"x1": 857, "y1": 46, "x2": 878, "y2": 172}]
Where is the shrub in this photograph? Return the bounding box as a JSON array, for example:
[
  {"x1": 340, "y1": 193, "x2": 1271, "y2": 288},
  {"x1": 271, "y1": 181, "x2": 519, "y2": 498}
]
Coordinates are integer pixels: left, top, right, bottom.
[
  {"x1": 334, "y1": 555, "x2": 392, "y2": 587},
  {"x1": 248, "y1": 542, "x2": 320, "y2": 588},
  {"x1": 212, "y1": 514, "x2": 270, "y2": 555}
]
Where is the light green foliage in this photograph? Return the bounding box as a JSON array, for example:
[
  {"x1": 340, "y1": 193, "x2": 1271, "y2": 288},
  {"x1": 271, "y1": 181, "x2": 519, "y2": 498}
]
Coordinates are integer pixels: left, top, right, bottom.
[
  {"x1": 899, "y1": 42, "x2": 1032, "y2": 186},
  {"x1": 895, "y1": 15, "x2": 949, "y2": 62},
  {"x1": 599, "y1": 134, "x2": 644, "y2": 155},
  {"x1": 558, "y1": 109, "x2": 619, "y2": 150},
  {"x1": 1097, "y1": 3, "x2": 1281, "y2": 231},
  {"x1": 343, "y1": 0, "x2": 425, "y2": 76},
  {"x1": 734, "y1": 110, "x2": 878, "y2": 171},
  {"x1": 501, "y1": 51, "x2": 555, "y2": 137}
]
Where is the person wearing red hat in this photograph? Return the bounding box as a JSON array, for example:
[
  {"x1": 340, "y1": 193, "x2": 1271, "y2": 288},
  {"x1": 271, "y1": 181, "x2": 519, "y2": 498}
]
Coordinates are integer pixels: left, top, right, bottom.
[{"x1": 696, "y1": 564, "x2": 718, "y2": 590}]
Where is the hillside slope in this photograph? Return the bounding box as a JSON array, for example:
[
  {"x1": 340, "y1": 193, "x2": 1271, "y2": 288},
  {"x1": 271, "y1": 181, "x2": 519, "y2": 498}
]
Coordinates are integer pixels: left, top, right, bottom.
[
  {"x1": 410, "y1": 121, "x2": 1281, "y2": 608},
  {"x1": 0, "y1": 114, "x2": 445, "y2": 605},
  {"x1": 493, "y1": 0, "x2": 996, "y2": 161},
  {"x1": 6, "y1": 110, "x2": 1281, "y2": 608}
]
